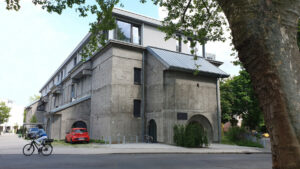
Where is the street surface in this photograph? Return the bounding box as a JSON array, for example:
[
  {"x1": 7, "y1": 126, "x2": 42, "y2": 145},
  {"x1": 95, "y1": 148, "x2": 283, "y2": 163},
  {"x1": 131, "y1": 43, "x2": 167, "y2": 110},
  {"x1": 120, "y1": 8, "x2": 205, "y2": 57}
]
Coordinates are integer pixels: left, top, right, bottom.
[
  {"x1": 0, "y1": 134, "x2": 272, "y2": 169},
  {"x1": 0, "y1": 154, "x2": 271, "y2": 169}
]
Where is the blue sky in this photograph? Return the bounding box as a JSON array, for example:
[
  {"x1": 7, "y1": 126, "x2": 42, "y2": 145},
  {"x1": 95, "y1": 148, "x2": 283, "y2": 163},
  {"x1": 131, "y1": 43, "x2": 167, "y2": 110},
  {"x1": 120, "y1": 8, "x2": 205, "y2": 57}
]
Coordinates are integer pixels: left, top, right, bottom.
[{"x1": 0, "y1": 1, "x2": 238, "y2": 107}]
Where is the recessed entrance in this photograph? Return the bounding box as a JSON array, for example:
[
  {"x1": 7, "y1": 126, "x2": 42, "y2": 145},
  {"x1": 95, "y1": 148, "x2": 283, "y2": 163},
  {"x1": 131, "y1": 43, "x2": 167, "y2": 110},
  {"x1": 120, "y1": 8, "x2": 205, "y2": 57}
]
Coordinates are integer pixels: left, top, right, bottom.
[
  {"x1": 149, "y1": 119, "x2": 157, "y2": 143},
  {"x1": 188, "y1": 115, "x2": 213, "y2": 142},
  {"x1": 72, "y1": 121, "x2": 87, "y2": 129}
]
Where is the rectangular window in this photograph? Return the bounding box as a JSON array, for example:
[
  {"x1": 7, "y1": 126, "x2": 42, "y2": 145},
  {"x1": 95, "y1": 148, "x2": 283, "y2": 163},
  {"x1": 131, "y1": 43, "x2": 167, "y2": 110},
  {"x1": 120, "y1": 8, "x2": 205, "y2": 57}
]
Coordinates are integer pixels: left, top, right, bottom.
[
  {"x1": 73, "y1": 57, "x2": 77, "y2": 66},
  {"x1": 61, "y1": 71, "x2": 63, "y2": 81},
  {"x1": 132, "y1": 26, "x2": 140, "y2": 45},
  {"x1": 133, "y1": 100, "x2": 141, "y2": 118},
  {"x1": 71, "y1": 84, "x2": 75, "y2": 100},
  {"x1": 134, "y1": 68, "x2": 141, "y2": 85},
  {"x1": 116, "y1": 20, "x2": 131, "y2": 42},
  {"x1": 176, "y1": 35, "x2": 182, "y2": 52},
  {"x1": 111, "y1": 20, "x2": 141, "y2": 45},
  {"x1": 108, "y1": 30, "x2": 114, "y2": 40}
]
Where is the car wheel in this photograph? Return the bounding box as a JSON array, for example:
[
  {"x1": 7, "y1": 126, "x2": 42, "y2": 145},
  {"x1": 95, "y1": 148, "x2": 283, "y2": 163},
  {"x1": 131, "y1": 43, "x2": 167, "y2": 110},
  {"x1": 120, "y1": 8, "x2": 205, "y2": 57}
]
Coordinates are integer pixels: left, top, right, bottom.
[
  {"x1": 65, "y1": 138, "x2": 67, "y2": 143},
  {"x1": 70, "y1": 139, "x2": 73, "y2": 144}
]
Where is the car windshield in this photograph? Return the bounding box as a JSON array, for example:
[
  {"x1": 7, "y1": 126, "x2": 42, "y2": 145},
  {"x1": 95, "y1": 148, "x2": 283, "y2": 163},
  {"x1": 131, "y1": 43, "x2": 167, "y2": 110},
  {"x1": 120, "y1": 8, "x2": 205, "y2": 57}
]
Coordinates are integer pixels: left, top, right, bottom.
[{"x1": 74, "y1": 129, "x2": 86, "y2": 133}]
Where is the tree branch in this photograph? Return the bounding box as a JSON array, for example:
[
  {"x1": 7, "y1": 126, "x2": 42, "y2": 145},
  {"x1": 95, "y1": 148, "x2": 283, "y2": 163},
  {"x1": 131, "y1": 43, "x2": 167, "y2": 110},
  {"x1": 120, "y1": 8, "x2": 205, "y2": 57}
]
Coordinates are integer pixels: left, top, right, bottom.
[{"x1": 181, "y1": 0, "x2": 192, "y2": 23}]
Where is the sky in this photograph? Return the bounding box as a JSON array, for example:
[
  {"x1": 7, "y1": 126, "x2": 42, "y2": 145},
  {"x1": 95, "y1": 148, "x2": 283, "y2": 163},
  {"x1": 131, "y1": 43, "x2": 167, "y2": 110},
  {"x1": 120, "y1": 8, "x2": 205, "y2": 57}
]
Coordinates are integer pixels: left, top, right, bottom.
[{"x1": 0, "y1": 1, "x2": 239, "y2": 107}]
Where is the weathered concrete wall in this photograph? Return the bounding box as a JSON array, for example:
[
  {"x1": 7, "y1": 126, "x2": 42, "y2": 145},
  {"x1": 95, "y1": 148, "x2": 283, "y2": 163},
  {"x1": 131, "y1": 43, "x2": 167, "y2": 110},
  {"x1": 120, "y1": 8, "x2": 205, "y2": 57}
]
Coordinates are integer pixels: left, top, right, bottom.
[
  {"x1": 50, "y1": 99, "x2": 91, "y2": 140},
  {"x1": 145, "y1": 52, "x2": 219, "y2": 144},
  {"x1": 164, "y1": 71, "x2": 219, "y2": 143},
  {"x1": 145, "y1": 52, "x2": 166, "y2": 142},
  {"x1": 25, "y1": 101, "x2": 44, "y2": 124},
  {"x1": 109, "y1": 46, "x2": 143, "y2": 141},
  {"x1": 90, "y1": 48, "x2": 113, "y2": 139}
]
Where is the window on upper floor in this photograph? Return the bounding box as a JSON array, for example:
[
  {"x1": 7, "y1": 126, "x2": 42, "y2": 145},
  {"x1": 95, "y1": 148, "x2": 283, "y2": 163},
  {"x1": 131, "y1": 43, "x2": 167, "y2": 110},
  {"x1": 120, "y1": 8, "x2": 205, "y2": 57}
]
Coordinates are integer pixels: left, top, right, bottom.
[
  {"x1": 109, "y1": 20, "x2": 141, "y2": 45},
  {"x1": 133, "y1": 99, "x2": 141, "y2": 118},
  {"x1": 73, "y1": 57, "x2": 77, "y2": 67},
  {"x1": 116, "y1": 20, "x2": 131, "y2": 43},
  {"x1": 60, "y1": 71, "x2": 63, "y2": 81},
  {"x1": 71, "y1": 84, "x2": 75, "y2": 101},
  {"x1": 134, "y1": 68, "x2": 141, "y2": 85},
  {"x1": 176, "y1": 35, "x2": 182, "y2": 52}
]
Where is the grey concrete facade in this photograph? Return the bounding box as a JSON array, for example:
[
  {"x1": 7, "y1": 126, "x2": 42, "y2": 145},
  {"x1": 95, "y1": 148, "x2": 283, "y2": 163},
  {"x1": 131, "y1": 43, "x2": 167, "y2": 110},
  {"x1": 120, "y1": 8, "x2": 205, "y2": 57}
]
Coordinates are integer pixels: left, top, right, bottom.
[
  {"x1": 29, "y1": 8, "x2": 228, "y2": 144},
  {"x1": 145, "y1": 52, "x2": 220, "y2": 143}
]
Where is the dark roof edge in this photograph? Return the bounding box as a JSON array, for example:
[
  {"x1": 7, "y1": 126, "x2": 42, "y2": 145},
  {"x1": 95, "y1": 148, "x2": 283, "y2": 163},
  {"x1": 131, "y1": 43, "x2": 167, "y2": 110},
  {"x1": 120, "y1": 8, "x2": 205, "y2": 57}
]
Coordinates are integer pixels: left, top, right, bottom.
[{"x1": 168, "y1": 66, "x2": 229, "y2": 78}]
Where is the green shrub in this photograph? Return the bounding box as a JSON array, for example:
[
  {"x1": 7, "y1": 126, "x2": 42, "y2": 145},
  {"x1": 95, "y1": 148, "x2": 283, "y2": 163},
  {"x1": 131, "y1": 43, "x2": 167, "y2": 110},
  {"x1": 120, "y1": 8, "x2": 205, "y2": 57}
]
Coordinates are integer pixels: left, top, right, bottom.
[
  {"x1": 173, "y1": 123, "x2": 208, "y2": 148},
  {"x1": 226, "y1": 126, "x2": 247, "y2": 142},
  {"x1": 173, "y1": 125, "x2": 185, "y2": 146},
  {"x1": 223, "y1": 126, "x2": 263, "y2": 148}
]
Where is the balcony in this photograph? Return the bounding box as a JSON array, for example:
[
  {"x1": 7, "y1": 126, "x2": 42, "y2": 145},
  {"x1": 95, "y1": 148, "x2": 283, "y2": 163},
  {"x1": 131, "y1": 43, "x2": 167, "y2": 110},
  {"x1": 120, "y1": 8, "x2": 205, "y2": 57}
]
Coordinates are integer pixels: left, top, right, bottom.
[
  {"x1": 70, "y1": 61, "x2": 92, "y2": 80},
  {"x1": 51, "y1": 85, "x2": 62, "y2": 95}
]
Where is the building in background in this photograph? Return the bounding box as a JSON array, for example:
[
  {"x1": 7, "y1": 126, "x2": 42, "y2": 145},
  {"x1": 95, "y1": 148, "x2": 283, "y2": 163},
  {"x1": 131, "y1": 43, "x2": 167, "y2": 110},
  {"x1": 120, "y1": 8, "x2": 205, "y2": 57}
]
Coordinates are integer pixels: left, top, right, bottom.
[
  {"x1": 28, "y1": 8, "x2": 229, "y2": 144},
  {"x1": 0, "y1": 99, "x2": 24, "y2": 134}
]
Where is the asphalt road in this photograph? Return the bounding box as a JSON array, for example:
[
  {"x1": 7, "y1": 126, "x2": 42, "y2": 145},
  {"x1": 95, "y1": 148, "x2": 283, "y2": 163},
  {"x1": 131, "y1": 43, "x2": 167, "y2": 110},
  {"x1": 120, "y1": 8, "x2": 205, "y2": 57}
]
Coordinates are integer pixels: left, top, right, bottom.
[{"x1": 0, "y1": 153, "x2": 271, "y2": 169}]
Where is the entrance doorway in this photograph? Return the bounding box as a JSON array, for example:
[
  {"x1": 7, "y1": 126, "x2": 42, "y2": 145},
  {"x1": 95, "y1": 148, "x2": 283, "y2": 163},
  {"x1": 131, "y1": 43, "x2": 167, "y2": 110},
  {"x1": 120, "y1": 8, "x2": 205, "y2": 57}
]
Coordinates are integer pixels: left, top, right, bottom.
[
  {"x1": 72, "y1": 121, "x2": 87, "y2": 128},
  {"x1": 188, "y1": 115, "x2": 213, "y2": 142},
  {"x1": 149, "y1": 119, "x2": 157, "y2": 143}
]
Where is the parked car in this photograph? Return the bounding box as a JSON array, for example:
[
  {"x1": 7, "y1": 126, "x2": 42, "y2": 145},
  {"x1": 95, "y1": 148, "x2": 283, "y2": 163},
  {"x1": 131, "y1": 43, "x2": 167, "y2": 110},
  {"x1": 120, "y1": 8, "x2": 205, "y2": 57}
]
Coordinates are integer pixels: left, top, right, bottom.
[
  {"x1": 26, "y1": 127, "x2": 39, "y2": 139},
  {"x1": 65, "y1": 128, "x2": 90, "y2": 144}
]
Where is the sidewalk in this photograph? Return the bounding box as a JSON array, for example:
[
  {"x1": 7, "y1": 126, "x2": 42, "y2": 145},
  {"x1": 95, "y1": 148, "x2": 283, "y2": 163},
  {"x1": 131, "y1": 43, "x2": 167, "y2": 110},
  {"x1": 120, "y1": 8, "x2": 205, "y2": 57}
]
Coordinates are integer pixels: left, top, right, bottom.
[{"x1": 0, "y1": 134, "x2": 271, "y2": 155}]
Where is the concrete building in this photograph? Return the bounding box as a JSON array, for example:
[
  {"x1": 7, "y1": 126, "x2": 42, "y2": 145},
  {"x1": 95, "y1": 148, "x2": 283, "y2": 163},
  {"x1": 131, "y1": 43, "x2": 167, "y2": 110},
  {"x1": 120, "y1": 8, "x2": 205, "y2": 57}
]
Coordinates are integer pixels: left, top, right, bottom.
[
  {"x1": 0, "y1": 99, "x2": 24, "y2": 134},
  {"x1": 24, "y1": 100, "x2": 45, "y2": 124},
  {"x1": 32, "y1": 8, "x2": 229, "y2": 144}
]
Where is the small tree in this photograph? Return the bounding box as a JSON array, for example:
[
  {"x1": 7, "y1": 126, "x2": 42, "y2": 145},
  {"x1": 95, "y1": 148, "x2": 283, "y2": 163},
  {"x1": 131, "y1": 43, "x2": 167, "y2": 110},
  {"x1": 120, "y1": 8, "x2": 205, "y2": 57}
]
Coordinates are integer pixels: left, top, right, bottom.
[
  {"x1": 0, "y1": 102, "x2": 10, "y2": 124},
  {"x1": 23, "y1": 109, "x2": 27, "y2": 123},
  {"x1": 30, "y1": 115, "x2": 37, "y2": 123},
  {"x1": 29, "y1": 94, "x2": 40, "y2": 103}
]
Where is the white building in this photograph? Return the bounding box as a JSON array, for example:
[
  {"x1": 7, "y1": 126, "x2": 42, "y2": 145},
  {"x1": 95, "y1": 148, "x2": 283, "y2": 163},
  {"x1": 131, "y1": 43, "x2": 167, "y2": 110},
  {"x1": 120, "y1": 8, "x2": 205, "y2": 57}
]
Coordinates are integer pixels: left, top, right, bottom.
[{"x1": 0, "y1": 99, "x2": 24, "y2": 134}]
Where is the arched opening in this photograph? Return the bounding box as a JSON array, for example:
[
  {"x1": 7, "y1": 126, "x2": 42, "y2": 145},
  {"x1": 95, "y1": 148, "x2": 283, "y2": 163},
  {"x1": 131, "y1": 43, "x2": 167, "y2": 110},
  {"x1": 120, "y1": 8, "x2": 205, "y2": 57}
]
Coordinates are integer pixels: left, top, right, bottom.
[
  {"x1": 149, "y1": 119, "x2": 157, "y2": 143},
  {"x1": 72, "y1": 121, "x2": 87, "y2": 129},
  {"x1": 188, "y1": 115, "x2": 213, "y2": 142}
]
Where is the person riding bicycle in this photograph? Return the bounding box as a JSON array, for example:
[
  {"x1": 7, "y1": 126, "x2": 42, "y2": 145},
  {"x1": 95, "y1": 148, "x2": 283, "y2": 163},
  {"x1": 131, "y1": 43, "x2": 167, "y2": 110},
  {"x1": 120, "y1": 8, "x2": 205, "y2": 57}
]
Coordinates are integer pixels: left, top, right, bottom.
[{"x1": 34, "y1": 125, "x2": 48, "y2": 145}]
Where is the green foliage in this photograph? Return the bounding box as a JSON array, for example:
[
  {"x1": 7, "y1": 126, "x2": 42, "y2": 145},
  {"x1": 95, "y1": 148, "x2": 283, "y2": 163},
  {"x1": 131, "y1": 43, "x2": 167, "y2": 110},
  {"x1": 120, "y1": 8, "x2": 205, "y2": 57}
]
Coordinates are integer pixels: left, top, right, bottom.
[
  {"x1": 173, "y1": 124, "x2": 185, "y2": 146},
  {"x1": 0, "y1": 102, "x2": 10, "y2": 124},
  {"x1": 23, "y1": 109, "x2": 27, "y2": 123},
  {"x1": 220, "y1": 70, "x2": 264, "y2": 130},
  {"x1": 30, "y1": 115, "x2": 37, "y2": 123},
  {"x1": 29, "y1": 94, "x2": 41, "y2": 103},
  {"x1": 226, "y1": 126, "x2": 247, "y2": 142},
  {"x1": 222, "y1": 127, "x2": 263, "y2": 148},
  {"x1": 173, "y1": 123, "x2": 208, "y2": 148}
]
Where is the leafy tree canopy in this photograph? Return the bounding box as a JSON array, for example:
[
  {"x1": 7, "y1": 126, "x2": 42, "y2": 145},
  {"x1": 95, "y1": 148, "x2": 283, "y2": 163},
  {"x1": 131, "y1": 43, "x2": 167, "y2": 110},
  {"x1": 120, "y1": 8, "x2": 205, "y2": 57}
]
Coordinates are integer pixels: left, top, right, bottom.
[
  {"x1": 220, "y1": 70, "x2": 264, "y2": 130},
  {"x1": 0, "y1": 102, "x2": 11, "y2": 124}
]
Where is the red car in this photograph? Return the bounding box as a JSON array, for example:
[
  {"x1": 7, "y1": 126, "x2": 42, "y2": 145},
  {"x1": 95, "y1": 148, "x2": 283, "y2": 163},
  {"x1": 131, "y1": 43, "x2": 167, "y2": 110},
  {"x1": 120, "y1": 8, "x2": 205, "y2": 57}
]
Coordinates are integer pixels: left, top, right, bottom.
[{"x1": 65, "y1": 128, "x2": 90, "y2": 143}]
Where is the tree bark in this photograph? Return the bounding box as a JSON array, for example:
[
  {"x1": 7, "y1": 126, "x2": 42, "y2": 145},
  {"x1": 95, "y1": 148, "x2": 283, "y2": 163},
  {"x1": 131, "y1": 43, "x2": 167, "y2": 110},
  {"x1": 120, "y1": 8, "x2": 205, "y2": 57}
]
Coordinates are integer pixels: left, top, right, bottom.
[{"x1": 217, "y1": 0, "x2": 300, "y2": 168}]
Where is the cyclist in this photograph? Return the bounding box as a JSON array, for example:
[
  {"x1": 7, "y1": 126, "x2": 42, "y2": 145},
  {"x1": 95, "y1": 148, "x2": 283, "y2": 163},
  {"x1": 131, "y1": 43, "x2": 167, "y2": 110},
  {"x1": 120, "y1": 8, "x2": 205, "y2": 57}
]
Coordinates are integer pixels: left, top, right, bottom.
[{"x1": 34, "y1": 125, "x2": 48, "y2": 145}]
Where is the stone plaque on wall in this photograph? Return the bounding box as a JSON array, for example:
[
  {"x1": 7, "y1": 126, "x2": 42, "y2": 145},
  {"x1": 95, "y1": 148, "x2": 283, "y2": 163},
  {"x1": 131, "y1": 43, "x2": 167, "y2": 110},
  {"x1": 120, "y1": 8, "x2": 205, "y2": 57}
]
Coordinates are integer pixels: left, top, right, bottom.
[{"x1": 177, "y1": 112, "x2": 188, "y2": 120}]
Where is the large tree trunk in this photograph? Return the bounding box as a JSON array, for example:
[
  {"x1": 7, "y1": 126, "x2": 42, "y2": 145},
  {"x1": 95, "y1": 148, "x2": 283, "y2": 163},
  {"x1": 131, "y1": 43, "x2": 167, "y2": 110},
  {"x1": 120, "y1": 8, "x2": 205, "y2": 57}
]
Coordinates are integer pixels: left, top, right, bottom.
[{"x1": 217, "y1": 0, "x2": 300, "y2": 168}]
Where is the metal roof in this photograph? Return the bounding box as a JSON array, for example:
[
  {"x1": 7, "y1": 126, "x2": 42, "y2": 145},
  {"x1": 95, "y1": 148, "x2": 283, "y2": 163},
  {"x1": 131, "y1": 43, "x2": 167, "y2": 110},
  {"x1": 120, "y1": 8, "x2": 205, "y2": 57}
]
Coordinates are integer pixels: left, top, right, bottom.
[{"x1": 147, "y1": 47, "x2": 229, "y2": 78}]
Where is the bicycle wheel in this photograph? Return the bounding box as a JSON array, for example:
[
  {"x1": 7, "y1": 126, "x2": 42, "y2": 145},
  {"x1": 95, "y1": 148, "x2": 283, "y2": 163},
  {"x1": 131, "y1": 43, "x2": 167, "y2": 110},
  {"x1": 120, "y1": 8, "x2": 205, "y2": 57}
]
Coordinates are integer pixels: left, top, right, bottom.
[
  {"x1": 23, "y1": 144, "x2": 35, "y2": 156},
  {"x1": 41, "y1": 144, "x2": 53, "y2": 156}
]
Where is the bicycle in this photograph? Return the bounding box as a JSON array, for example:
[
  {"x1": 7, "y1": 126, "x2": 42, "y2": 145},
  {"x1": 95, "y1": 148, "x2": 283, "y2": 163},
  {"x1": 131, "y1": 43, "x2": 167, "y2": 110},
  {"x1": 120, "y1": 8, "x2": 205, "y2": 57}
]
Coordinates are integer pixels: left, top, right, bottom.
[{"x1": 23, "y1": 137, "x2": 54, "y2": 156}]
